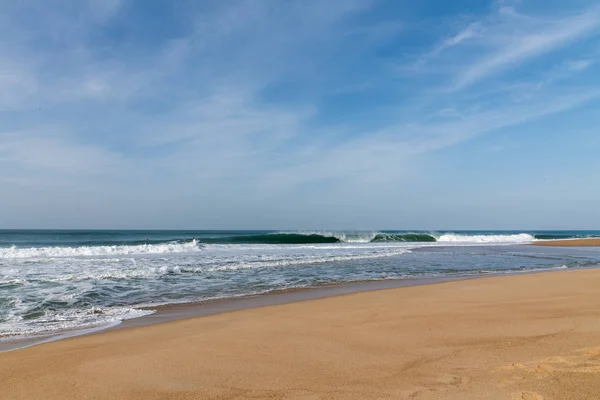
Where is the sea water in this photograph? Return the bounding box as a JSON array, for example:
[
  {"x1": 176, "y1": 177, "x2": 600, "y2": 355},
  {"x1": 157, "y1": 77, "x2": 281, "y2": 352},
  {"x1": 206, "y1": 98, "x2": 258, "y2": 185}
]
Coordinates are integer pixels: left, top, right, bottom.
[{"x1": 1, "y1": 230, "x2": 599, "y2": 339}]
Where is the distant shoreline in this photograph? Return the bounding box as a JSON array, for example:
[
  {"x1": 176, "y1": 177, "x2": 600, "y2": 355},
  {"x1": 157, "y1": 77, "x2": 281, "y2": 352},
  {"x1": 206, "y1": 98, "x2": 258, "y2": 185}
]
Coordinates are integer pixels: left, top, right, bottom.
[{"x1": 533, "y1": 237, "x2": 600, "y2": 246}]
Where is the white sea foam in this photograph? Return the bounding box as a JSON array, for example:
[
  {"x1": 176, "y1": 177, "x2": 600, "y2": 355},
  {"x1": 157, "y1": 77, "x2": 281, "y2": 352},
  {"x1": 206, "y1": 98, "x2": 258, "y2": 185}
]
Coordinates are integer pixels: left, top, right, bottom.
[
  {"x1": 197, "y1": 247, "x2": 412, "y2": 272},
  {"x1": 1, "y1": 246, "x2": 413, "y2": 282},
  {"x1": 0, "y1": 307, "x2": 154, "y2": 338},
  {"x1": 0, "y1": 240, "x2": 200, "y2": 259},
  {"x1": 435, "y1": 233, "x2": 535, "y2": 244}
]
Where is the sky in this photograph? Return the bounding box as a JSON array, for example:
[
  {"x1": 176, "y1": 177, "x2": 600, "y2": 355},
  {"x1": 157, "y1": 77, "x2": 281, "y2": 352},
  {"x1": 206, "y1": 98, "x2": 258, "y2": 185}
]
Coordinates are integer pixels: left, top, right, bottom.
[{"x1": 1, "y1": 0, "x2": 600, "y2": 230}]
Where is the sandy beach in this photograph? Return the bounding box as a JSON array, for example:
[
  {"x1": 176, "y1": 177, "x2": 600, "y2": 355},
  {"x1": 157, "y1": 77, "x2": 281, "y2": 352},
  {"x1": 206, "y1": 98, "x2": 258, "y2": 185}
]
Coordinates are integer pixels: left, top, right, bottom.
[
  {"x1": 2, "y1": 269, "x2": 600, "y2": 400},
  {"x1": 533, "y1": 238, "x2": 600, "y2": 246}
]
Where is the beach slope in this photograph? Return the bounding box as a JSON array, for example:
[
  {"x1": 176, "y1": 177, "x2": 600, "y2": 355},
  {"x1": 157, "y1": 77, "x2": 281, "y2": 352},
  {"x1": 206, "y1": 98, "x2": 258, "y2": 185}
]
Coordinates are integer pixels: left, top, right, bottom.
[
  {"x1": 2, "y1": 269, "x2": 600, "y2": 399},
  {"x1": 533, "y1": 238, "x2": 600, "y2": 246}
]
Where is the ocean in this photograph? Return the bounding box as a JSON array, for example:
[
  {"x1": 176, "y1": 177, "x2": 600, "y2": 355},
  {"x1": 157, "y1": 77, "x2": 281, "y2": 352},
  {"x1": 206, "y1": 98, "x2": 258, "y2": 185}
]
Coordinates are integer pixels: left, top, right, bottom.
[{"x1": 1, "y1": 230, "x2": 599, "y2": 341}]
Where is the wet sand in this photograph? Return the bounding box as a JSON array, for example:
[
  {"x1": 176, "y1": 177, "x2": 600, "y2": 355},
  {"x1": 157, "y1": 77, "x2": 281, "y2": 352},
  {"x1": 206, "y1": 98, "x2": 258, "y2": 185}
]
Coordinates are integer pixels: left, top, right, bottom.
[
  {"x1": 2, "y1": 269, "x2": 600, "y2": 399},
  {"x1": 533, "y1": 238, "x2": 600, "y2": 246},
  {"x1": 0, "y1": 276, "x2": 469, "y2": 352}
]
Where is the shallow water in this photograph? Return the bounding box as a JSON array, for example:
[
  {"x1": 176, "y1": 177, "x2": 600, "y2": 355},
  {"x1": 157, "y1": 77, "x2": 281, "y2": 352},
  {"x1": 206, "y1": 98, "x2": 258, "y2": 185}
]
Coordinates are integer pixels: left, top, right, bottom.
[{"x1": 1, "y1": 230, "x2": 599, "y2": 339}]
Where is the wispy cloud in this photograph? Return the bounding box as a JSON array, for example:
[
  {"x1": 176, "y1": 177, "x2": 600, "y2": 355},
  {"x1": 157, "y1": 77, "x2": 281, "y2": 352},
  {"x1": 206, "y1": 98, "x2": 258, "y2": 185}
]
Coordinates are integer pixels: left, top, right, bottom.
[
  {"x1": 0, "y1": 61, "x2": 37, "y2": 109},
  {"x1": 566, "y1": 58, "x2": 595, "y2": 71},
  {"x1": 431, "y1": 22, "x2": 481, "y2": 58},
  {"x1": 86, "y1": 0, "x2": 124, "y2": 21},
  {"x1": 2, "y1": 0, "x2": 600, "y2": 228},
  {"x1": 452, "y1": 5, "x2": 600, "y2": 88},
  {"x1": 0, "y1": 130, "x2": 123, "y2": 175}
]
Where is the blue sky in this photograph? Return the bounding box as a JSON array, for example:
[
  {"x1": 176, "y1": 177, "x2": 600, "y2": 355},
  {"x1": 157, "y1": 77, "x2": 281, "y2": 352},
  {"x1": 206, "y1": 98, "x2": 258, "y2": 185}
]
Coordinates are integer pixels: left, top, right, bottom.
[{"x1": 1, "y1": 0, "x2": 600, "y2": 229}]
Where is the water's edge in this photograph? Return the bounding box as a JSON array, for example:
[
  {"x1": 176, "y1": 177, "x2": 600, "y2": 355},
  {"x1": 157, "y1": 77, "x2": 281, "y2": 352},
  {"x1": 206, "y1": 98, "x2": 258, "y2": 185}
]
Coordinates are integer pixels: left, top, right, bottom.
[{"x1": 0, "y1": 267, "x2": 577, "y2": 353}]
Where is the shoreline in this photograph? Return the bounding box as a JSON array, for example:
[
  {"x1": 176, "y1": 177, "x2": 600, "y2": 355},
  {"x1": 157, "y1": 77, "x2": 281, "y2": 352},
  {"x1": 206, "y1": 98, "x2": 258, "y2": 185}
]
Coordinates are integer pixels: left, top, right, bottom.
[
  {"x1": 123, "y1": 275, "x2": 471, "y2": 329},
  {"x1": 2, "y1": 268, "x2": 600, "y2": 399},
  {"x1": 0, "y1": 274, "x2": 474, "y2": 352},
  {"x1": 533, "y1": 237, "x2": 600, "y2": 246},
  {"x1": 1, "y1": 238, "x2": 598, "y2": 352},
  {"x1": 0, "y1": 264, "x2": 585, "y2": 353}
]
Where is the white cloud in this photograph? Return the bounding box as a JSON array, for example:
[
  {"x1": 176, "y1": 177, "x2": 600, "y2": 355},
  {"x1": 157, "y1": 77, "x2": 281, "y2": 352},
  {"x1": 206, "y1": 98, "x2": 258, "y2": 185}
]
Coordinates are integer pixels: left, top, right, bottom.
[
  {"x1": 251, "y1": 85, "x2": 600, "y2": 195},
  {"x1": 0, "y1": 62, "x2": 37, "y2": 109},
  {"x1": 0, "y1": 131, "x2": 123, "y2": 174},
  {"x1": 434, "y1": 22, "x2": 481, "y2": 55},
  {"x1": 453, "y1": 5, "x2": 600, "y2": 89},
  {"x1": 86, "y1": 0, "x2": 124, "y2": 22},
  {"x1": 1, "y1": 1, "x2": 600, "y2": 227},
  {"x1": 566, "y1": 58, "x2": 595, "y2": 71},
  {"x1": 410, "y1": 22, "x2": 480, "y2": 69}
]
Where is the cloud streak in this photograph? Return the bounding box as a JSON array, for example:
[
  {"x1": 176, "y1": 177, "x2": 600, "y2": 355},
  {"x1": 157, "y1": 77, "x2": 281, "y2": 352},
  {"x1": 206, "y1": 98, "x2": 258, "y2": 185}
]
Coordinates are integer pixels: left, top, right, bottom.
[
  {"x1": 1, "y1": 0, "x2": 600, "y2": 228},
  {"x1": 452, "y1": 5, "x2": 600, "y2": 88}
]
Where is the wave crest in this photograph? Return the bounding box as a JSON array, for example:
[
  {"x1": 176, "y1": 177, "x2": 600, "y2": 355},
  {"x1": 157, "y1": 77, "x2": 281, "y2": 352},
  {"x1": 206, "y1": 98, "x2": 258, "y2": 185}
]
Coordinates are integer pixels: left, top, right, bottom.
[
  {"x1": 435, "y1": 233, "x2": 535, "y2": 243},
  {"x1": 0, "y1": 232, "x2": 542, "y2": 260},
  {"x1": 200, "y1": 232, "x2": 538, "y2": 244},
  {"x1": 203, "y1": 232, "x2": 439, "y2": 244},
  {"x1": 0, "y1": 240, "x2": 200, "y2": 259}
]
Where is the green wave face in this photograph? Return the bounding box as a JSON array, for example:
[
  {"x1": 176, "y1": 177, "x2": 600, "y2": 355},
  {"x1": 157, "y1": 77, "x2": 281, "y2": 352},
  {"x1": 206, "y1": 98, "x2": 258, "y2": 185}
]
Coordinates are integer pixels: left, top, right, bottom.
[
  {"x1": 534, "y1": 234, "x2": 582, "y2": 240},
  {"x1": 200, "y1": 232, "x2": 440, "y2": 244},
  {"x1": 198, "y1": 231, "x2": 597, "y2": 245},
  {"x1": 204, "y1": 233, "x2": 342, "y2": 244}
]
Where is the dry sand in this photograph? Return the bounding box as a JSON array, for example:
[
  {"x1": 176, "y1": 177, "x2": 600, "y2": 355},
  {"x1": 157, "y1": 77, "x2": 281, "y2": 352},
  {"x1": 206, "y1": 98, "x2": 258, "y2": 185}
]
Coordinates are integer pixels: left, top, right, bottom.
[
  {"x1": 2, "y1": 269, "x2": 600, "y2": 400},
  {"x1": 533, "y1": 238, "x2": 600, "y2": 246}
]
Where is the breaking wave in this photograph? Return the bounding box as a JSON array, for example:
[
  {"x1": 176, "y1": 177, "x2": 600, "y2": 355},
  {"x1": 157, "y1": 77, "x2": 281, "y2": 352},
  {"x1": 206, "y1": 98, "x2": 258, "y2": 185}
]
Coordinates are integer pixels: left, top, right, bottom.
[
  {"x1": 201, "y1": 232, "x2": 436, "y2": 244},
  {"x1": 2, "y1": 231, "x2": 596, "y2": 260},
  {"x1": 200, "y1": 231, "x2": 538, "y2": 244},
  {"x1": 0, "y1": 240, "x2": 200, "y2": 259},
  {"x1": 435, "y1": 233, "x2": 535, "y2": 243}
]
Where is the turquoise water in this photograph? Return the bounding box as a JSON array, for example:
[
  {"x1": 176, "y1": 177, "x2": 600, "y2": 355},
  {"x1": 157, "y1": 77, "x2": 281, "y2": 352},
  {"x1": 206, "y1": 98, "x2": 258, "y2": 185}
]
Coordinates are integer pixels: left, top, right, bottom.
[
  {"x1": 1, "y1": 230, "x2": 599, "y2": 338},
  {"x1": 2, "y1": 230, "x2": 598, "y2": 247}
]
